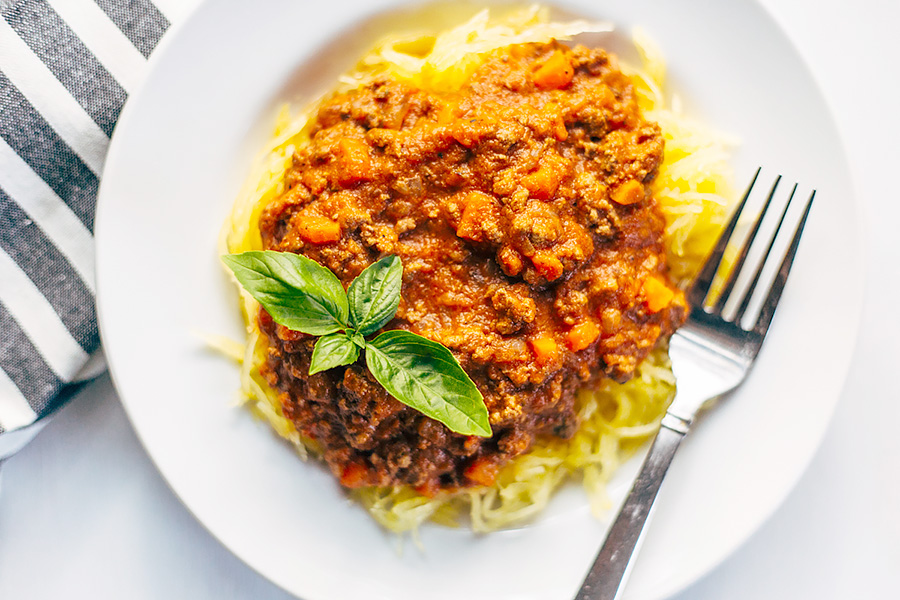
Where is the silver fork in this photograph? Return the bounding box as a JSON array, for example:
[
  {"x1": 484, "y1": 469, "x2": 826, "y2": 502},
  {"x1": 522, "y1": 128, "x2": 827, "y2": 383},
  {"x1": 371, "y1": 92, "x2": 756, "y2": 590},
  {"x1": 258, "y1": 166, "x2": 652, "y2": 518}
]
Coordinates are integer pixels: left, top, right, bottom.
[{"x1": 575, "y1": 169, "x2": 815, "y2": 600}]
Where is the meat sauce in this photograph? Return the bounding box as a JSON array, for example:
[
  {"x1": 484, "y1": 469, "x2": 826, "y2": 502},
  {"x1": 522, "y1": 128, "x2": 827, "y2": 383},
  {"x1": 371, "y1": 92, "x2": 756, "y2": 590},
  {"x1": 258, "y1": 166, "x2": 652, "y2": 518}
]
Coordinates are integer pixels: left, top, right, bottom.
[{"x1": 258, "y1": 42, "x2": 687, "y2": 492}]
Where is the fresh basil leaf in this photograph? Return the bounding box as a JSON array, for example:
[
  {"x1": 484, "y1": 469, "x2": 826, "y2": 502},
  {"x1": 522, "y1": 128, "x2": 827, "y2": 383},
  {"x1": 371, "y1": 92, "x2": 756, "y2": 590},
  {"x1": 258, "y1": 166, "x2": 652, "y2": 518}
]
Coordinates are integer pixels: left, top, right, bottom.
[
  {"x1": 309, "y1": 332, "x2": 360, "y2": 375},
  {"x1": 223, "y1": 251, "x2": 349, "y2": 336},
  {"x1": 365, "y1": 330, "x2": 491, "y2": 437},
  {"x1": 348, "y1": 255, "x2": 402, "y2": 336}
]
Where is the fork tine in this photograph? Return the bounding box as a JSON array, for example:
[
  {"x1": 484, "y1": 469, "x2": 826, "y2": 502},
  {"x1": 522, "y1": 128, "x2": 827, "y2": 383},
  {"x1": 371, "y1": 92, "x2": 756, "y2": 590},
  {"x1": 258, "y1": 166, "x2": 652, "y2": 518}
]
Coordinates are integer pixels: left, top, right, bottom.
[
  {"x1": 688, "y1": 167, "x2": 761, "y2": 307},
  {"x1": 752, "y1": 190, "x2": 815, "y2": 337},
  {"x1": 734, "y1": 183, "x2": 797, "y2": 323},
  {"x1": 712, "y1": 176, "x2": 781, "y2": 314}
]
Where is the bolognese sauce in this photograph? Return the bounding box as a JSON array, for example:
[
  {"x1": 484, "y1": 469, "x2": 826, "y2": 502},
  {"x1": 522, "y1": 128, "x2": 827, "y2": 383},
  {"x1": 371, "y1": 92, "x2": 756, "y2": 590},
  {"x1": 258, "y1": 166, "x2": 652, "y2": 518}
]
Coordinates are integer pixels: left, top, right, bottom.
[{"x1": 257, "y1": 41, "x2": 686, "y2": 492}]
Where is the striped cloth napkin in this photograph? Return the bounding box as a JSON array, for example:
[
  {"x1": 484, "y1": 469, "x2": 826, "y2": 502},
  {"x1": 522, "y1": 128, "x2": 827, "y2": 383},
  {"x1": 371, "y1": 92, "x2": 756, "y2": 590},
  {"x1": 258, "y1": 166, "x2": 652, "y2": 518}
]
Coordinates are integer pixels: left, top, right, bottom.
[{"x1": 0, "y1": 0, "x2": 180, "y2": 459}]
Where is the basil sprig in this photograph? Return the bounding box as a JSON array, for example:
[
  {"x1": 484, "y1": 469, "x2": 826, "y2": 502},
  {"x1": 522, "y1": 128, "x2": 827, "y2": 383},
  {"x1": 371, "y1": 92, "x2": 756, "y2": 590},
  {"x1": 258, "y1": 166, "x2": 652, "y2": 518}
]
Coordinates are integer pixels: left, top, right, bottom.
[{"x1": 222, "y1": 251, "x2": 491, "y2": 437}]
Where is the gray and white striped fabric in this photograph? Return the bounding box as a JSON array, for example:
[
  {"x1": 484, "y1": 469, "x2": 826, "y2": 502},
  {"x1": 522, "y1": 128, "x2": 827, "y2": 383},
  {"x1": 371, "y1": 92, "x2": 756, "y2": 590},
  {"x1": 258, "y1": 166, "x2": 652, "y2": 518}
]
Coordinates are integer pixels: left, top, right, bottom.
[{"x1": 0, "y1": 0, "x2": 176, "y2": 449}]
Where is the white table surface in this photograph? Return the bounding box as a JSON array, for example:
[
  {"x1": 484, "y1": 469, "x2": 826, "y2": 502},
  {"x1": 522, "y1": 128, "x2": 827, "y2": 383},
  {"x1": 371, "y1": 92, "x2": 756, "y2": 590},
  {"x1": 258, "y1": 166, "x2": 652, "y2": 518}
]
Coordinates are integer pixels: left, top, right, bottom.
[{"x1": 2, "y1": 0, "x2": 899, "y2": 598}]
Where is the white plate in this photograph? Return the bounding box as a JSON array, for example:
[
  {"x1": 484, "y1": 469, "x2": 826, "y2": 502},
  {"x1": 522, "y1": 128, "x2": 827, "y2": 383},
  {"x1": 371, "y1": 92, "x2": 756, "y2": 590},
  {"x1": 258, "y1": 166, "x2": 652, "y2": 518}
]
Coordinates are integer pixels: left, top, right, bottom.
[{"x1": 95, "y1": 1, "x2": 862, "y2": 599}]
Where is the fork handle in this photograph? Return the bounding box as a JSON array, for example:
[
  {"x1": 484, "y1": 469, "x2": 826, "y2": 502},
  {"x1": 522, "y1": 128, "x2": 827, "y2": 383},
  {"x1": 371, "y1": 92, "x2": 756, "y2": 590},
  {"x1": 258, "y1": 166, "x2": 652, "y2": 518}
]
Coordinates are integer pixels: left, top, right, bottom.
[{"x1": 575, "y1": 417, "x2": 687, "y2": 600}]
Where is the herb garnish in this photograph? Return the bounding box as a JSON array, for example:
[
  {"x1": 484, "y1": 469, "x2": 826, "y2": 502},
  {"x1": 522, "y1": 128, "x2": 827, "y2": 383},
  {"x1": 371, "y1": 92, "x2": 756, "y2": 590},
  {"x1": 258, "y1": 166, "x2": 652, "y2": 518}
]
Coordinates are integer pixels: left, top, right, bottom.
[{"x1": 222, "y1": 251, "x2": 492, "y2": 437}]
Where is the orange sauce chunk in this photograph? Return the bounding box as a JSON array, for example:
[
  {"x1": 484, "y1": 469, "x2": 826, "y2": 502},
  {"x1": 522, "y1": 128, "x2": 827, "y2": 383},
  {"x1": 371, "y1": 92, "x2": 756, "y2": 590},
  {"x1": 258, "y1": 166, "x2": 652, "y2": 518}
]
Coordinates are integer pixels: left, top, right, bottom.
[
  {"x1": 533, "y1": 50, "x2": 574, "y2": 90},
  {"x1": 464, "y1": 457, "x2": 499, "y2": 487},
  {"x1": 530, "y1": 334, "x2": 559, "y2": 363},
  {"x1": 642, "y1": 276, "x2": 675, "y2": 313},
  {"x1": 335, "y1": 138, "x2": 373, "y2": 186},
  {"x1": 566, "y1": 320, "x2": 600, "y2": 351},
  {"x1": 611, "y1": 179, "x2": 644, "y2": 205},
  {"x1": 531, "y1": 250, "x2": 564, "y2": 281},
  {"x1": 297, "y1": 213, "x2": 341, "y2": 244}
]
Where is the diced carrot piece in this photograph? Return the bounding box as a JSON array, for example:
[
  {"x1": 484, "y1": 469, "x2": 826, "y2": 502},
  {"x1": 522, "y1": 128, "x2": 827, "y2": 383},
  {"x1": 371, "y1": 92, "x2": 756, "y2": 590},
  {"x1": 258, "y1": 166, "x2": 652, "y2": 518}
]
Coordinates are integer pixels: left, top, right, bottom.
[
  {"x1": 533, "y1": 50, "x2": 574, "y2": 90},
  {"x1": 297, "y1": 213, "x2": 341, "y2": 244},
  {"x1": 566, "y1": 320, "x2": 600, "y2": 352},
  {"x1": 464, "y1": 457, "x2": 499, "y2": 487},
  {"x1": 642, "y1": 276, "x2": 675, "y2": 313},
  {"x1": 554, "y1": 120, "x2": 568, "y2": 141},
  {"x1": 335, "y1": 138, "x2": 373, "y2": 186},
  {"x1": 522, "y1": 153, "x2": 567, "y2": 199},
  {"x1": 530, "y1": 334, "x2": 558, "y2": 364},
  {"x1": 414, "y1": 480, "x2": 441, "y2": 498},
  {"x1": 532, "y1": 250, "x2": 564, "y2": 281},
  {"x1": 339, "y1": 462, "x2": 370, "y2": 488},
  {"x1": 611, "y1": 179, "x2": 645, "y2": 205},
  {"x1": 456, "y1": 191, "x2": 496, "y2": 242}
]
